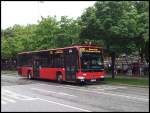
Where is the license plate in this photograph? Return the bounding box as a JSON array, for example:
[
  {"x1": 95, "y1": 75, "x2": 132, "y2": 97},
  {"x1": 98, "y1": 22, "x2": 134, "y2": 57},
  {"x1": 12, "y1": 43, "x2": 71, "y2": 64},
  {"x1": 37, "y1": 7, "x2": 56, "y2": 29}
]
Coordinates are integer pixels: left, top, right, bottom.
[{"x1": 91, "y1": 79, "x2": 96, "y2": 82}]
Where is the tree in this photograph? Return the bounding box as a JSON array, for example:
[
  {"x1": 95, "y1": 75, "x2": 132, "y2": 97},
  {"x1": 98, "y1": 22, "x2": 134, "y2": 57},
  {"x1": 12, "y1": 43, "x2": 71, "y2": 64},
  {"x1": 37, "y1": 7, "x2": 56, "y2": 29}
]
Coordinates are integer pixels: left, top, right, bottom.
[
  {"x1": 1, "y1": 38, "x2": 13, "y2": 59},
  {"x1": 80, "y1": 1, "x2": 149, "y2": 78},
  {"x1": 1, "y1": 16, "x2": 82, "y2": 59},
  {"x1": 31, "y1": 16, "x2": 61, "y2": 50},
  {"x1": 1, "y1": 24, "x2": 37, "y2": 59},
  {"x1": 133, "y1": 1, "x2": 149, "y2": 63},
  {"x1": 57, "y1": 16, "x2": 81, "y2": 47}
]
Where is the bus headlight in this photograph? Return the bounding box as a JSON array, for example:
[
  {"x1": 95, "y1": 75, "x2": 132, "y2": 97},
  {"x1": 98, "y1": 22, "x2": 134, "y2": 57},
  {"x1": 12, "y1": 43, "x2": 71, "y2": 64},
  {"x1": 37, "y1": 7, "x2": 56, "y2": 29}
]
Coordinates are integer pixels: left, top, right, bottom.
[
  {"x1": 77, "y1": 76, "x2": 85, "y2": 80},
  {"x1": 82, "y1": 73, "x2": 87, "y2": 76},
  {"x1": 100, "y1": 76, "x2": 104, "y2": 78}
]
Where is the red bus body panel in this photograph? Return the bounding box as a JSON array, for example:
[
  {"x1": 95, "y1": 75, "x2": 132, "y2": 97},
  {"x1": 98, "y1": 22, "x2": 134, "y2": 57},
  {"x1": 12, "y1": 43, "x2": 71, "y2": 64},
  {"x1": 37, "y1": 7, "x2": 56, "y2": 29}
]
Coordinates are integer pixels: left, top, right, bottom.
[
  {"x1": 19, "y1": 67, "x2": 33, "y2": 77},
  {"x1": 39, "y1": 68, "x2": 65, "y2": 80},
  {"x1": 19, "y1": 67, "x2": 66, "y2": 81},
  {"x1": 18, "y1": 45, "x2": 106, "y2": 82},
  {"x1": 19, "y1": 66, "x2": 105, "y2": 81},
  {"x1": 77, "y1": 71, "x2": 105, "y2": 80}
]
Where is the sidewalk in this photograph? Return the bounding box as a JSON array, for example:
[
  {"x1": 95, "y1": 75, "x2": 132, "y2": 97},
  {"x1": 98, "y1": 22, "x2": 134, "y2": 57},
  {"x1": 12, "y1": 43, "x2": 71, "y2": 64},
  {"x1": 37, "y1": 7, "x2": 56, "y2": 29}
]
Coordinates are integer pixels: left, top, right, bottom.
[{"x1": 1, "y1": 70, "x2": 18, "y2": 75}]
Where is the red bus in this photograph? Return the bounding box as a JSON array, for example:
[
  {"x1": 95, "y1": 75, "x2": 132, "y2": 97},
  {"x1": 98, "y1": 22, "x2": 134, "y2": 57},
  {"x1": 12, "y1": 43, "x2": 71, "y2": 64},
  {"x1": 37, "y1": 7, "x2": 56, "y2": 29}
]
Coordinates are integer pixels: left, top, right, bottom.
[{"x1": 17, "y1": 45, "x2": 105, "y2": 83}]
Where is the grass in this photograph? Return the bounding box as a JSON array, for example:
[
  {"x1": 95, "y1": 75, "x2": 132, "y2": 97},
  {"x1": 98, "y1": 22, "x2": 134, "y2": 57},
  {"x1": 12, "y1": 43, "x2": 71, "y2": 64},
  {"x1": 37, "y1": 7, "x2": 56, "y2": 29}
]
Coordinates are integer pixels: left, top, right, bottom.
[{"x1": 104, "y1": 76, "x2": 149, "y2": 87}]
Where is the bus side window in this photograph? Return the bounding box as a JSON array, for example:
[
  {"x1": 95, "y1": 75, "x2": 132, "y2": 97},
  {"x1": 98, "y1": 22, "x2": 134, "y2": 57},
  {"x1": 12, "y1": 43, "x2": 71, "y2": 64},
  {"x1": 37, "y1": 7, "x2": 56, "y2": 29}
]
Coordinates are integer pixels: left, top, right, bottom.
[{"x1": 54, "y1": 53, "x2": 64, "y2": 68}]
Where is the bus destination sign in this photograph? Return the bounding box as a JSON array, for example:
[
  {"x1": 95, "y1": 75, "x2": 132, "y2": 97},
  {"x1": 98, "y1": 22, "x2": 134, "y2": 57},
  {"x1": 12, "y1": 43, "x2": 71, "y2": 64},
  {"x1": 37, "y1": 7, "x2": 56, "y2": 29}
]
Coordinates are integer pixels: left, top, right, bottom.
[{"x1": 80, "y1": 48, "x2": 100, "y2": 53}]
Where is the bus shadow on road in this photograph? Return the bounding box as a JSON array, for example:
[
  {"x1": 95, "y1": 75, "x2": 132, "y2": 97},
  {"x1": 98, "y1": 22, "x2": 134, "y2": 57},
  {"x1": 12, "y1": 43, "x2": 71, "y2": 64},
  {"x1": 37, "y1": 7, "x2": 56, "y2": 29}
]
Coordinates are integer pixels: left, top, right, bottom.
[{"x1": 26, "y1": 78, "x2": 106, "y2": 87}]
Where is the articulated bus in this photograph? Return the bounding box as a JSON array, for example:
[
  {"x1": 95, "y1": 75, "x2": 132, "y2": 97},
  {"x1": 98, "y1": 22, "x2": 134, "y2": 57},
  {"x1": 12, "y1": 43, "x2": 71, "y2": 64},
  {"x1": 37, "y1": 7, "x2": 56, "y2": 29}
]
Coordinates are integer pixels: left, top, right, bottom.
[{"x1": 17, "y1": 45, "x2": 105, "y2": 83}]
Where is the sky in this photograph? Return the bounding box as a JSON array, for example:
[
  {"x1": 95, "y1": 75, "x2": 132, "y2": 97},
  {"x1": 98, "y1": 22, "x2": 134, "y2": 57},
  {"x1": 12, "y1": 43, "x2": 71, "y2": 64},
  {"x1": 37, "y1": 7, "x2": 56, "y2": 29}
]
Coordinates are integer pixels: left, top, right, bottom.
[{"x1": 1, "y1": 1, "x2": 96, "y2": 29}]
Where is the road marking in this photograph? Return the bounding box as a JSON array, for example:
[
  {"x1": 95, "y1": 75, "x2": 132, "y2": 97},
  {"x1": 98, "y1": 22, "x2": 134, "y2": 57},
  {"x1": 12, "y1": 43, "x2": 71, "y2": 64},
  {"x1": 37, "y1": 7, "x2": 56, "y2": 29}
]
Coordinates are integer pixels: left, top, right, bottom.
[
  {"x1": 36, "y1": 83, "x2": 60, "y2": 87},
  {"x1": 2, "y1": 89, "x2": 38, "y2": 104},
  {"x1": 1, "y1": 89, "x2": 39, "y2": 105},
  {"x1": 97, "y1": 91, "x2": 149, "y2": 102},
  {"x1": 99, "y1": 86, "x2": 127, "y2": 89},
  {"x1": 36, "y1": 83, "x2": 126, "y2": 90},
  {"x1": 58, "y1": 92, "x2": 77, "y2": 97},
  {"x1": 94, "y1": 86, "x2": 127, "y2": 91},
  {"x1": 1, "y1": 88, "x2": 89, "y2": 111},
  {"x1": 88, "y1": 85, "x2": 126, "y2": 88},
  {"x1": 31, "y1": 88, "x2": 77, "y2": 97},
  {"x1": 2, "y1": 97, "x2": 16, "y2": 103},
  {"x1": 2, "y1": 100, "x2": 7, "y2": 104},
  {"x1": 52, "y1": 85, "x2": 149, "y2": 102},
  {"x1": 37, "y1": 98, "x2": 91, "y2": 112},
  {"x1": 34, "y1": 83, "x2": 148, "y2": 102}
]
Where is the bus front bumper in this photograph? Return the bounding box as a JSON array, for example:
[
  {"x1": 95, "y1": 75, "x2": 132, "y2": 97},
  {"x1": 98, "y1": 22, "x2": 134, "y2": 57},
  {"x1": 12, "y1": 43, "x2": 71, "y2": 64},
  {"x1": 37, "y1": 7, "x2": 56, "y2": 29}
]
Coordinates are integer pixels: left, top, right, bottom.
[{"x1": 77, "y1": 76, "x2": 105, "y2": 83}]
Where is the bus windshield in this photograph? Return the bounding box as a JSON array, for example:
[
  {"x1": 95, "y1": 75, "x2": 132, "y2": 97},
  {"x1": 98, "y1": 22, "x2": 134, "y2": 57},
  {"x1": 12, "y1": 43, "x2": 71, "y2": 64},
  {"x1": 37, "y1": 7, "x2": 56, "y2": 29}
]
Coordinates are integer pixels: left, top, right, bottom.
[{"x1": 80, "y1": 52, "x2": 104, "y2": 72}]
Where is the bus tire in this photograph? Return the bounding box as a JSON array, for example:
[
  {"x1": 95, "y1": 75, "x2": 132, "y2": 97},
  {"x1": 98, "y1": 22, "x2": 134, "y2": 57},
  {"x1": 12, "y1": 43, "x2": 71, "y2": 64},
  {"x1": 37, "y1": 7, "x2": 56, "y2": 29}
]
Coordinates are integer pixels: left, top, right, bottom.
[
  {"x1": 28, "y1": 72, "x2": 32, "y2": 80},
  {"x1": 79, "y1": 81, "x2": 85, "y2": 86},
  {"x1": 57, "y1": 74, "x2": 63, "y2": 84}
]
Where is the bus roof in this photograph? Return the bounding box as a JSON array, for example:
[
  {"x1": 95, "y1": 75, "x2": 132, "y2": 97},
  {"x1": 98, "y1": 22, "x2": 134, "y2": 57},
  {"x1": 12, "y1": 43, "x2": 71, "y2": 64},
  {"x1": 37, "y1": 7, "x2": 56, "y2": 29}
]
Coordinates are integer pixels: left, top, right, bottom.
[{"x1": 17, "y1": 45, "x2": 102, "y2": 55}]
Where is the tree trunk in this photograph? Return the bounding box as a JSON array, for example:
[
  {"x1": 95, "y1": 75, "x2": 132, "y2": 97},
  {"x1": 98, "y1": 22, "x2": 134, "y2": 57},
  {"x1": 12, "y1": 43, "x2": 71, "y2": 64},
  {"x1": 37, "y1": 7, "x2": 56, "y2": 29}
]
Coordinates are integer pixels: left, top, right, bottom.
[
  {"x1": 140, "y1": 53, "x2": 144, "y2": 63},
  {"x1": 144, "y1": 41, "x2": 149, "y2": 63},
  {"x1": 139, "y1": 48, "x2": 144, "y2": 63},
  {"x1": 111, "y1": 52, "x2": 116, "y2": 79}
]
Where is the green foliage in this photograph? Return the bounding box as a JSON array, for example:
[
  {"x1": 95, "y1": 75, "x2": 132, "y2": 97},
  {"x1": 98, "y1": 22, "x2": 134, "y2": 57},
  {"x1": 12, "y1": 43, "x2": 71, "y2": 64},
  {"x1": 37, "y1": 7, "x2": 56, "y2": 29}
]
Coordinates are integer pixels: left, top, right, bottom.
[
  {"x1": 32, "y1": 16, "x2": 59, "y2": 49},
  {"x1": 80, "y1": 1, "x2": 149, "y2": 59},
  {"x1": 79, "y1": 1, "x2": 149, "y2": 78},
  {"x1": 1, "y1": 1, "x2": 149, "y2": 62},
  {"x1": 1, "y1": 38, "x2": 12, "y2": 59},
  {"x1": 1, "y1": 16, "x2": 81, "y2": 58},
  {"x1": 58, "y1": 16, "x2": 82, "y2": 46}
]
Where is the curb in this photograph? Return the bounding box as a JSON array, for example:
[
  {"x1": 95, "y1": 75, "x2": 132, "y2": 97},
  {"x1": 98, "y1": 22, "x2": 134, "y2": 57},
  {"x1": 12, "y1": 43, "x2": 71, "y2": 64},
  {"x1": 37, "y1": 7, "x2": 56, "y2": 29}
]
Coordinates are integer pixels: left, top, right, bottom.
[{"x1": 108, "y1": 83, "x2": 149, "y2": 88}]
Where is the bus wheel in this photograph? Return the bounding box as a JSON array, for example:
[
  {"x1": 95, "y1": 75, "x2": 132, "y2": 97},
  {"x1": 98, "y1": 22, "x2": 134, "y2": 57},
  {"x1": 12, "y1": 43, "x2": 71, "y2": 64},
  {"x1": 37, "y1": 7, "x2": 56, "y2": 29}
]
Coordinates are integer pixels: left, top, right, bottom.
[
  {"x1": 28, "y1": 72, "x2": 32, "y2": 80},
  {"x1": 57, "y1": 74, "x2": 63, "y2": 83},
  {"x1": 79, "y1": 81, "x2": 85, "y2": 86}
]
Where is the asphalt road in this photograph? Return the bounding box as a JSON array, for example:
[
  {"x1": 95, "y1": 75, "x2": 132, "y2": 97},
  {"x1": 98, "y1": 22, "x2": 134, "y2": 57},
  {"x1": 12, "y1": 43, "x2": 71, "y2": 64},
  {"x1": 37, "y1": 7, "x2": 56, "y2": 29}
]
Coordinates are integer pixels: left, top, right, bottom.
[{"x1": 1, "y1": 74, "x2": 149, "y2": 112}]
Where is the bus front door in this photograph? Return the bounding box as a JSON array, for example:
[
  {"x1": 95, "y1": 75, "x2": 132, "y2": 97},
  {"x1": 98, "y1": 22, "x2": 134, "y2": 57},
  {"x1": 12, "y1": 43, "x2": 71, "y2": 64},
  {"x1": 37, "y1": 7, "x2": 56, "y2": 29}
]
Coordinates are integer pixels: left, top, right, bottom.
[{"x1": 64, "y1": 49, "x2": 78, "y2": 81}]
